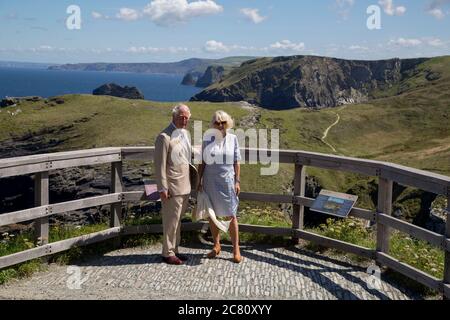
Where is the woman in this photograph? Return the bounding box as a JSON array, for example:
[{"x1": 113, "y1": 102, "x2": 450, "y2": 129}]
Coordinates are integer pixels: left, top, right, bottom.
[{"x1": 197, "y1": 111, "x2": 242, "y2": 263}]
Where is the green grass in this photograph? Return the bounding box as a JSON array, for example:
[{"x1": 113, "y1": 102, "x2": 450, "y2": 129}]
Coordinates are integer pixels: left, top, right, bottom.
[
  {"x1": 0, "y1": 95, "x2": 251, "y2": 149},
  {"x1": 0, "y1": 223, "x2": 109, "y2": 284},
  {"x1": 0, "y1": 224, "x2": 108, "y2": 284},
  {"x1": 308, "y1": 217, "x2": 445, "y2": 293},
  {"x1": 49, "y1": 223, "x2": 109, "y2": 242},
  {"x1": 239, "y1": 210, "x2": 292, "y2": 244},
  {"x1": 239, "y1": 206, "x2": 291, "y2": 227},
  {"x1": 311, "y1": 217, "x2": 376, "y2": 250},
  {"x1": 390, "y1": 231, "x2": 445, "y2": 279},
  {"x1": 0, "y1": 231, "x2": 45, "y2": 285},
  {"x1": 0, "y1": 259, "x2": 44, "y2": 285}
]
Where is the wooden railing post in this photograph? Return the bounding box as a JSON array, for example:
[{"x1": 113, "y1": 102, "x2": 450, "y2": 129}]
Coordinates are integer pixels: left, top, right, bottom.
[
  {"x1": 444, "y1": 195, "x2": 450, "y2": 300},
  {"x1": 292, "y1": 163, "x2": 306, "y2": 243},
  {"x1": 34, "y1": 171, "x2": 49, "y2": 245},
  {"x1": 376, "y1": 177, "x2": 393, "y2": 258},
  {"x1": 110, "y1": 161, "x2": 123, "y2": 228}
]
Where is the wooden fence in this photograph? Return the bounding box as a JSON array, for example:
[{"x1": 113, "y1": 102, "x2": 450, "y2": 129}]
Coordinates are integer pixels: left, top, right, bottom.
[{"x1": 0, "y1": 146, "x2": 449, "y2": 298}]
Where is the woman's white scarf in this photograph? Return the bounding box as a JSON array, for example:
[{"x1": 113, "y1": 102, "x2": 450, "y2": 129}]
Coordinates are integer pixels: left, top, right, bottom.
[{"x1": 194, "y1": 191, "x2": 231, "y2": 232}]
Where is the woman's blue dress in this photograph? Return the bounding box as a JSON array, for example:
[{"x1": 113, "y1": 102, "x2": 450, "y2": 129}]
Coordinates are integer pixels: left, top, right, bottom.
[{"x1": 202, "y1": 132, "x2": 241, "y2": 217}]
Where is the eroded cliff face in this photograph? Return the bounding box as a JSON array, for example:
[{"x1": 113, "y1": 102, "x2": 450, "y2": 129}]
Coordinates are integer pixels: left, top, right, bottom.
[
  {"x1": 191, "y1": 56, "x2": 429, "y2": 110},
  {"x1": 195, "y1": 66, "x2": 226, "y2": 87}
]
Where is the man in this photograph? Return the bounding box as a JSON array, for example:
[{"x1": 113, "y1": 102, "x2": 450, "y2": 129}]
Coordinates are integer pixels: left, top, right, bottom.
[{"x1": 154, "y1": 104, "x2": 192, "y2": 265}]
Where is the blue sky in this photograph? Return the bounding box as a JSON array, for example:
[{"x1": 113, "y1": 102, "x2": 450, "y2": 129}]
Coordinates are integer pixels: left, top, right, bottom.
[{"x1": 1, "y1": 0, "x2": 449, "y2": 63}]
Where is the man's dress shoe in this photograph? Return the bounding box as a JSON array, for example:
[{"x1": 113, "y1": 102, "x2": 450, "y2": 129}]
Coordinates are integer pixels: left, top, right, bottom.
[{"x1": 163, "y1": 256, "x2": 184, "y2": 265}]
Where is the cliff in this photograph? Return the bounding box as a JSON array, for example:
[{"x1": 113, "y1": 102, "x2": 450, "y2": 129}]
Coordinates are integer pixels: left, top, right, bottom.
[
  {"x1": 191, "y1": 55, "x2": 430, "y2": 109},
  {"x1": 195, "y1": 65, "x2": 226, "y2": 87}
]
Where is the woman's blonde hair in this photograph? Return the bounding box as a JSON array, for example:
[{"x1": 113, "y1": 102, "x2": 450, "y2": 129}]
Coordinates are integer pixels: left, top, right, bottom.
[{"x1": 211, "y1": 110, "x2": 234, "y2": 130}]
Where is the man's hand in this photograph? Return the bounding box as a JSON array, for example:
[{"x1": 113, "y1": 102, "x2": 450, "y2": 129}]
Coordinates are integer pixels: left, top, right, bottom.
[
  {"x1": 160, "y1": 191, "x2": 170, "y2": 202},
  {"x1": 197, "y1": 182, "x2": 203, "y2": 192}
]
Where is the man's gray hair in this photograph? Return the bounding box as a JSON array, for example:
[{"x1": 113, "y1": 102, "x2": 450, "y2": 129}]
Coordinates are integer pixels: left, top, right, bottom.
[{"x1": 172, "y1": 104, "x2": 191, "y2": 117}]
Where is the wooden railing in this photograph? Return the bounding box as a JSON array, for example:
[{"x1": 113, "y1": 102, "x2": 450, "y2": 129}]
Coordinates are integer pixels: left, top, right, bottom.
[{"x1": 0, "y1": 147, "x2": 449, "y2": 298}]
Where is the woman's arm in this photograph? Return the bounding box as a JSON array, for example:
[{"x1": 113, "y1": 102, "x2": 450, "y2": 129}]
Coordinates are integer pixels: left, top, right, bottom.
[
  {"x1": 197, "y1": 141, "x2": 206, "y2": 191},
  {"x1": 197, "y1": 161, "x2": 205, "y2": 191},
  {"x1": 234, "y1": 162, "x2": 241, "y2": 196}
]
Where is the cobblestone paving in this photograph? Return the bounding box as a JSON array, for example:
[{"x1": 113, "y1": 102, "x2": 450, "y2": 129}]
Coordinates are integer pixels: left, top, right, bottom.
[{"x1": 0, "y1": 244, "x2": 418, "y2": 300}]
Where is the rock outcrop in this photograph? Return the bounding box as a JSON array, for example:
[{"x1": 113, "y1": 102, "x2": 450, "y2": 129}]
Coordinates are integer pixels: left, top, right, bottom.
[
  {"x1": 1, "y1": 96, "x2": 43, "y2": 107},
  {"x1": 191, "y1": 56, "x2": 429, "y2": 110},
  {"x1": 93, "y1": 83, "x2": 144, "y2": 100},
  {"x1": 0, "y1": 98, "x2": 17, "y2": 108},
  {"x1": 181, "y1": 72, "x2": 200, "y2": 86},
  {"x1": 195, "y1": 66, "x2": 226, "y2": 88}
]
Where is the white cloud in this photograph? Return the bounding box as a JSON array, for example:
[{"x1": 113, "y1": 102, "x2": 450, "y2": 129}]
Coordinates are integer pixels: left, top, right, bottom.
[
  {"x1": 428, "y1": 8, "x2": 445, "y2": 19},
  {"x1": 395, "y1": 6, "x2": 407, "y2": 15},
  {"x1": 143, "y1": 0, "x2": 223, "y2": 26},
  {"x1": 38, "y1": 45, "x2": 53, "y2": 51},
  {"x1": 335, "y1": 0, "x2": 355, "y2": 20},
  {"x1": 388, "y1": 37, "x2": 448, "y2": 48},
  {"x1": 426, "y1": 38, "x2": 446, "y2": 47},
  {"x1": 4, "y1": 13, "x2": 19, "y2": 20},
  {"x1": 389, "y1": 38, "x2": 422, "y2": 47},
  {"x1": 127, "y1": 46, "x2": 190, "y2": 54},
  {"x1": 426, "y1": 0, "x2": 450, "y2": 19},
  {"x1": 349, "y1": 45, "x2": 369, "y2": 51},
  {"x1": 92, "y1": 11, "x2": 112, "y2": 20},
  {"x1": 240, "y1": 8, "x2": 266, "y2": 24},
  {"x1": 270, "y1": 40, "x2": 305, "y2": 52},
  {"x1": 378, "y1": 0, "x2": 406, "y2": 16},
  {"x1": 128, "y1": 46, "x2": 161, "y2": 54},
  {"x1": 335, "y1": 0, "x2": 355, "y2": 8},
  {"x1": 116, "y1": 8, "x2": 141, "y2": 21},
  {"x1": 204, "y1": 40, "x2": 230, "y2": 53},
  {"x1": 92, "y1": 11, "x2": 103, "y2": 19},
  {"x1": 202, "y1": 39, "x2": 308, "y2": 55}
]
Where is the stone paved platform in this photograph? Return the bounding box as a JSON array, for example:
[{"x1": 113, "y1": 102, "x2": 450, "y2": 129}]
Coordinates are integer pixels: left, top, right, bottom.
[{"x1": 0, "y1": 244, "x2": 419, "y2": 300}]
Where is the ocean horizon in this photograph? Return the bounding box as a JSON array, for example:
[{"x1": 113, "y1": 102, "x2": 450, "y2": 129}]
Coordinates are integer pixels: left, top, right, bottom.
[{"x1": 0, "y1": 67, "x2": 202, "y2": 102}]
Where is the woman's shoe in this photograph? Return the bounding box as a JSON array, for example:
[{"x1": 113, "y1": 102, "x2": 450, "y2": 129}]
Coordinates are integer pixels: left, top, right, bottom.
[
  {"x1": 232, "y1": 253, "x2": 242, "y2": 264},
  {"x1": 207, "y1": 246, "x2": 221, "y2": 259}
]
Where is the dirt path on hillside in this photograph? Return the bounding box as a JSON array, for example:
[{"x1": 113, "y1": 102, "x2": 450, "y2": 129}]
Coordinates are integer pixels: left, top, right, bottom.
[{"x1": 321, "y1": 106, "x2": 347, "y2": 153}]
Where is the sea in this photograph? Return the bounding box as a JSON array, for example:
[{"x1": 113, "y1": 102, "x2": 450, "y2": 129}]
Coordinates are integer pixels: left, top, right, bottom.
[{"x1": 0, "y1": 67, "x2": 202, "y2": 102}]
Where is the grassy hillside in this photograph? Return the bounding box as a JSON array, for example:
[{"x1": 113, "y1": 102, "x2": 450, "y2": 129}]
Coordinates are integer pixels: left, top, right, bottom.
[
  {"x1": 0, "y1": 83, "x2": 448, "y2": 211},
  {"x1": 0, "y1": 96, "x2": 251, "y2": 150},
  {"x1": 1, "y1": 54, "x2": 449, "y2": 209}
]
